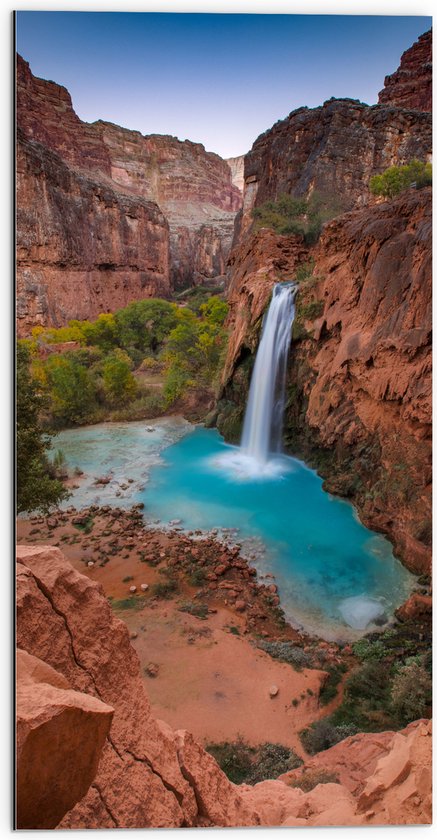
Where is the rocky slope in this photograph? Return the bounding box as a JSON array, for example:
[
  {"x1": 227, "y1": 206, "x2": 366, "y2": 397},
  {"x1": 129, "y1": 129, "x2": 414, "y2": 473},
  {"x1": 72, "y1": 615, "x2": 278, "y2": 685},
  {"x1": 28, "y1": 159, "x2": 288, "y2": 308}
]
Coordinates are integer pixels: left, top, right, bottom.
[
  {"x1": 378, "y1": 29, "x2": 432, "y2": 112},
  {"x1": 218, "y1": 187, "x2": 431, "y2": 575},
  {"x1": 16, "y1": 53, "x2": 242, "y2": 323},
  {"x1": 235, "y1": 30, "x2": 432, "y2": 238},
  {"x1": 16, "y1": 130, "x2": 170, "y2": 335},
  {"x1": 16, "y1": 545, "x2": 431, "y2": 829},
  {"x1": 226, "y1": 154, "x2": 245, "y2": 192}
]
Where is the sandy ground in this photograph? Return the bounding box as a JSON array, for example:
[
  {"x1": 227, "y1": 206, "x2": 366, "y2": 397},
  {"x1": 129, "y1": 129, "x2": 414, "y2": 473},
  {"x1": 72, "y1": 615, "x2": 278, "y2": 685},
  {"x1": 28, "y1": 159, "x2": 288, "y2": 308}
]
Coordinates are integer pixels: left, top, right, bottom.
[{"x1": 17, "y1": 509, "x2": 345, "y2": 755}]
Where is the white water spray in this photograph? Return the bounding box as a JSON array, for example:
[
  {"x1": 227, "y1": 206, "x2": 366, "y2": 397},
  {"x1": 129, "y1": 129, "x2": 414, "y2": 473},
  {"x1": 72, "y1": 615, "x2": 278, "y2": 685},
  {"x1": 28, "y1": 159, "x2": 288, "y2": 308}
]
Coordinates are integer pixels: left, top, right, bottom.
[{"x1": 241, "y1": 283, "x2": 296, "y2": 464}]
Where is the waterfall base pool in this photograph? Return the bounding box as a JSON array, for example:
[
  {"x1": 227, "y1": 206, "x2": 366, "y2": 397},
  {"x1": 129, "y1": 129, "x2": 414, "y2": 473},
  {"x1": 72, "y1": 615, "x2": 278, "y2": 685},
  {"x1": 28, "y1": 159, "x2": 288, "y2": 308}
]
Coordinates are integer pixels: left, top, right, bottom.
[{"x1": 54, "y1": 420, "x2": 414, "y2": 641}]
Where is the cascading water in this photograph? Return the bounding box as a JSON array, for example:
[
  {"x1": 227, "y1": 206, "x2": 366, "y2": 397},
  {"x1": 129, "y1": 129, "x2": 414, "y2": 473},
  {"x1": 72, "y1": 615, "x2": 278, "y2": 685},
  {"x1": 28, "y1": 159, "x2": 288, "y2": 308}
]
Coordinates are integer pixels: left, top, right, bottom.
[{"x1": 241, "y1": 283, "x2": 296, "y2": 464}]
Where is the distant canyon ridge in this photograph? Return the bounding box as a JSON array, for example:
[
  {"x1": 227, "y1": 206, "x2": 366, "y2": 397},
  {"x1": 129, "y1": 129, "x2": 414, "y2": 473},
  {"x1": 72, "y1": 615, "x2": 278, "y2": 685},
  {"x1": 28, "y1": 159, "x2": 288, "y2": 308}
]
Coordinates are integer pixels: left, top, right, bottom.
[{"x1": 16, "y1": 29, "x2": 431, "y2": 335}]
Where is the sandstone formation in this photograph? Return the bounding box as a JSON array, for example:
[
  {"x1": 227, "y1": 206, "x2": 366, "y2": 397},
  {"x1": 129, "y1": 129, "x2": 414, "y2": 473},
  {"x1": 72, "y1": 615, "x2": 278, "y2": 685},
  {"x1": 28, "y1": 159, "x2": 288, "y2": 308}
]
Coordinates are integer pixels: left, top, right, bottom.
[
  {"x1": 218, "y1": 188, "x2": 431, "y2": 575},
  {"x1": 239, "y1": 97, "x2": 431, "y2": 235},
  {"x1": 16, "y1": 53, "x2": 242, "y2": 328},
  {"x1": 16, "y1": 545, "x2": 431, "y2": 828},
  {"x1": 16, "y1": 130, "x2": 170, "y2": 335},
  {"x1": 226, "y1": 154, "x2": 245, "y2": 192},
  {"x1": 378, "y1": 29, "x2": 432, "y2": 112},
  {"x1": 16, "y1": 649, "x2": 113, "y2": 829}
]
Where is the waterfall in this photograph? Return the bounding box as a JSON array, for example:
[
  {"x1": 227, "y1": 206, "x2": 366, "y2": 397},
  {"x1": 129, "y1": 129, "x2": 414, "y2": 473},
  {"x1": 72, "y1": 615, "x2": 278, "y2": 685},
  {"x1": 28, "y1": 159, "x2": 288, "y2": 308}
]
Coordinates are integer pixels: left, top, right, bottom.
[{"x1": 241, "y1": 283, "x2": 296, "y2": 464}]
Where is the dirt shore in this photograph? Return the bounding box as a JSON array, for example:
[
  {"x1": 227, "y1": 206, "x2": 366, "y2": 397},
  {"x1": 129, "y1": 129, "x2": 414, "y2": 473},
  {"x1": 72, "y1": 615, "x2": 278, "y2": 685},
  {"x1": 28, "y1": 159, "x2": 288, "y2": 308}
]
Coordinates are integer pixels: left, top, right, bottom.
[{"x1": 17, "y1": 505, "x2": 349, "y2": 754}]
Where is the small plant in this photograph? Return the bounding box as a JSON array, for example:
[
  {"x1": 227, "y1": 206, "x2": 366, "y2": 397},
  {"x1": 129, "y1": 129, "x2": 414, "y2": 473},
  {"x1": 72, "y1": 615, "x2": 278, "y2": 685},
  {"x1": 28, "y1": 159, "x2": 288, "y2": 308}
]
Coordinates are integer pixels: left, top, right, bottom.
[
  {"x1": 110, "y1": 596, "x2": 146, "y2": 611},
  {"x1": 390, "y1": 663, "x2": 432, "y2": 724},
  {"x1": 205, "y1": 738, "x2": 302, "y2": 785},
  {"x1": 152, "y1": 579, "x2": 179, "y2": 599},
  {"x1": 352, "y1": 638, "x2": 387, "y2": 661},
  {"x1": 257, "y1": 640, "x2": 312, "y2": 670},
  {"x1": 188, "y1": 567, "x2": 207, "y2": 586},
  {"x1": 178, "y1": 601, "x2": 209, "y2": 619},
  {"x1": 300, "y1": 720, "x2": 359, "y2": 755},
  {"x1": 319, "y1": 663, "x2": 347, "y2": 706},
  {"x1": 122, "y1": 576, "x2": 134, "y2": 583},
  {"x1": 228, "y1": 625, "x2": 240, "y2": 636}
]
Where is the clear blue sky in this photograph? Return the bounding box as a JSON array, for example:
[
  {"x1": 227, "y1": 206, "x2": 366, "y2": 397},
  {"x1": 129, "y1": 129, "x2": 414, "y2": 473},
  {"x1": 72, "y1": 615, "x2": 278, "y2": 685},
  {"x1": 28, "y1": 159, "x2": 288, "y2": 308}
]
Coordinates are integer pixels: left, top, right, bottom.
[{"x1": 15, "y1": 12, "x2": 431, "y2": 159}]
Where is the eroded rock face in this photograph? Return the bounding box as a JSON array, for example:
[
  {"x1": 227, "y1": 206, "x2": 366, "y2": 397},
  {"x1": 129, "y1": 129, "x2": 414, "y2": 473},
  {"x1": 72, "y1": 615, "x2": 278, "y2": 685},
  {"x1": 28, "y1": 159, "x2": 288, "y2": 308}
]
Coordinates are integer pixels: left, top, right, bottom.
[
  {"x1": 15, "y1": 545, "x2": 257, "y2": 829},
  {"x1": 219, "y1": 189, "x2": 431, "y2": 574},
  {"x1": 16, "y1": 131, "x2": 170, "y2": 335},
  {"x1": 16, "y1": 649, "x2": 113, "y2": 829},
  {"x1": 226, "y1": 155, "x2": 245, "y2": 192},
  {"x1": 239, "y1": 99, "x2": 431, "y2": 235},
  {"x1": 378, "y1": 30, "x2": 432, "y2": 112},
  {"x1": 16, "y1": 545, "x2": 431, "y2": 828},
  {"x1": 16, "y1": 53, "x2": 242, "y2": 319}
]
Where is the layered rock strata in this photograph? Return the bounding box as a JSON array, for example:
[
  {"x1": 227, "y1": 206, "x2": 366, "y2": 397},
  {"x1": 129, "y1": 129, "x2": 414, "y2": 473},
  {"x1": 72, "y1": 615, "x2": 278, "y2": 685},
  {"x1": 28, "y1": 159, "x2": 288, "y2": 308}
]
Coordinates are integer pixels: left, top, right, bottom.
[
  {"x1": 218, "y1": 188, "x2": 431, "y2": 574},
  {"x1": 16, "y1": 545, "x2": 431, "y2": 828},
  {"x1": 16, "y1": 130, "x2": 170, "y2": 335},
  {"x1": 16, "y1": 53, "x2": 242, "y2": 321},
  {"x1": 378, "y1": 29, "x2": 432, "y2": 112}
]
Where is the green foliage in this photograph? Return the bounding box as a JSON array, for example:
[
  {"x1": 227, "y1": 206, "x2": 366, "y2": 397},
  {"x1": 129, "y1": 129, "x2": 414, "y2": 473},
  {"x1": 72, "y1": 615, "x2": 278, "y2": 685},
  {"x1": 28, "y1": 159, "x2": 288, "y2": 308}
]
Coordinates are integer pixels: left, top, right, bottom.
[
  {"x1": 178, "y1": 601, "x2": 209, "y2": 619},
  {"x1": 257, "y1": 640, "x2": 312, "y2": 670},
  {"x1": 352, "y1": 638, "x2": 387, "y2": 661},
  {"x1": 205, "y1": 738, "x2": 303, "y2": 785},
  {"x1": 151, "y1": 579, "x2": 179, "y2": 599},
  {"x1": 188, "y1": 567, "x2": 207, "y2": 586},
  {"x1": 252, "y1": 192, "x2": 345, "y2": 244},
  {"x1": 102, "y1": 349, "x2": 137, "y2": 406},
  {"x1": 16, "y1": 343, "x2": 70, "y2": 514},
  {"x1": 390, "y1": 663, "x2": 431, "y2": 725},
  {"x1": 370, "y1": 159, "x2": 432, "y2": 199},
  {"x1": 295, "y1": 259, "x2": 315, "y2": 284},
  {"x1": 110, "y1": 596, "x2": 146, "y2": 611},
  {"x1": 114, "y1": 299, "x2": 178, "y2": 355},
  {"x1": 44, "y1": 353, "x2": 98, "y2": 425},
  {"x1": 319, "y1": 663, "x2": 347, "y2": 706},
  {"x1": 300, "y1": 720, "x2": 359, "y2": 755}
]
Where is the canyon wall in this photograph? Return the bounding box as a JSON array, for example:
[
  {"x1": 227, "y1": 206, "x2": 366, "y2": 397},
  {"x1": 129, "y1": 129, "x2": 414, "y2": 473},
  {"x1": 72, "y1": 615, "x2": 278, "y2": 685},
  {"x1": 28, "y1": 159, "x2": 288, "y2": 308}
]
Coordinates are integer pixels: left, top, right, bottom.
[
  {"x1": 226, "y1": 154, "x2": 245, "y2": 192},
  {"x1": 16, "y1": 545, "x2": 431, "y2": 829},
  {"x1": 218, "y1": 188, "x2": 431, "y2": 575},
  {"x1": 237, "y1": 30, "x2": 432, "y2": 237},
  {"x1": 16, "y1": 54, "x2": 242, "y2": 332},
  {"x1": 16, "y1": 130, "x2": 170, "y2": 335},
  {"x1": 378, "y1": 29, "x2": 432, "y2": 112}
]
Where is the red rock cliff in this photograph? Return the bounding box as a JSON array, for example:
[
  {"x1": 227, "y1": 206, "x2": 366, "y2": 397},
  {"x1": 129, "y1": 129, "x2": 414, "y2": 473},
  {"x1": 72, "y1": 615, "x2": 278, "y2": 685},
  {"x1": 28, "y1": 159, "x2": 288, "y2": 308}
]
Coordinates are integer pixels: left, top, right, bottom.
[
  {"x1": 16, "y1": 53, "x2": 242, "y2": 316},
  {"x1": 218, "y1": 188, "x2": 431, "y2": 575},
  {"x1": 16, "y1": 130, "x2": 170, "y2": 335},
  {"x1": 16, "y1": 545, "x2": 431, "y2": 828},
  {"x1": 378, "y1": 29, "x2": 432, "y2": 112}
]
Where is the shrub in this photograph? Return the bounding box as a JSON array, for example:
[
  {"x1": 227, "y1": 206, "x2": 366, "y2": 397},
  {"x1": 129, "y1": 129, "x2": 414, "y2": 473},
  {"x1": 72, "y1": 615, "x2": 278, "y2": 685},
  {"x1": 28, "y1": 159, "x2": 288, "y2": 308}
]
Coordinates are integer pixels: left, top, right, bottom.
[
  {"x1": 390, "y1": 663, "x2": 432, "y2": 724},
  {"x1": 370, "y1": 160, "x2": 432, "y2": 199},
  {"x1": 178, "y1": 601, "x2": 209, "y2": 619},
  {"x1": 300, "y1": 719, "x2": 359, "y2": 755},
  {"x1": 152, "y1": 579, "x2": 179, "y2": 599},
  {"x1": 257, "y1": 640, "x2": 312, "y2": 670},
  {"x1": 319, "y1": 663, "x2": 347, "y2": 706},
  {"x1": 352, "y1": 638, "x2": 387, "y2": 661},
  {"x1": 206, "y1": 738, "x2": 302, "y2": 785}
]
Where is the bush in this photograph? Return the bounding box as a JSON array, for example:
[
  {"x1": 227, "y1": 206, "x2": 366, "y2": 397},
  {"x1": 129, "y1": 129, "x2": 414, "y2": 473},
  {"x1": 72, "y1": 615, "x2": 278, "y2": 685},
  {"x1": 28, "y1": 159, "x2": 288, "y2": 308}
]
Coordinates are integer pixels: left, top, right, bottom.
[
  {"x1": 300, "y1": 719, "x2": 359, "y2": 755},
  {"x1": 390, "y1": 663, "x2": 432, "y2": 725},
  {"x1": 257, "y1": 640, "x2": 312, "y2": 670},
  {"x1": 205, "y1": 738, "x2": 302, "y2": 785},
  {"x1": 252, "y1": 192, "x2": 346, "y2": 244},
  {"x1": 370, "y1": 160, "x2": 432, "y2": 199},
  {"x1": 152, "y1": 579, "x2": 179, "y2": 599},
  {"x1": 178, "y1": 601, "x2": 209, "y2": 619},
  {"x1": 16, "y1": 343, "x2": 70, "y2": 513}
]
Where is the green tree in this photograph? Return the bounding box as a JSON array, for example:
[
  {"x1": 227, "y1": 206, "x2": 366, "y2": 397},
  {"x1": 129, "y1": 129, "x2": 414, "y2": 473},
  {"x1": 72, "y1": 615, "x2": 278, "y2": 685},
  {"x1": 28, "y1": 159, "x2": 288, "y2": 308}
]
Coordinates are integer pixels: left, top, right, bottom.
[
  {"x1": 102, "y1": 349, "x2": 138, "y2": 406},
  {"x1": 44, "y1": 354, "x2": 98, "y2": 425},
  {"x1": 16, "y1": 343, "x2": 69, "y2": 513},
  {"x1": 114, "y1": 299, "x2": 178, "y2": 355},
  {"x1": 370, "y1": 160, "x2": 432, "y2": 199}
]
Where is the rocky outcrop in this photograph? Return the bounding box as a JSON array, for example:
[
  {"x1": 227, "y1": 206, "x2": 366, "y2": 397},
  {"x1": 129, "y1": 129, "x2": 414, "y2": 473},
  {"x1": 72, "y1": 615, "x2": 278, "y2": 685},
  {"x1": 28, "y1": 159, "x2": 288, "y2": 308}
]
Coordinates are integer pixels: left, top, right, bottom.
[
  {"x1": 16, "y1": 649, "x2": 113, "y2": 829},
  {"x1": 378, "y1": 30, "x2": 432, "y2": 112},
  {"x1": 16, "y1": 53, "x2": 242, "y2": 316},
  {"x1": 226, "y1": 155, "x2": 245, "y2": 192},
  {"x1": 239, "y1": 98, "x2": 431, "y2": 235},
  {"x1": 16, "y1": 545, "x2": 431, "y2": 828},
  {"x1": 218, "y1": 188, "x2": 431, "y2": 574},
  {"x1": 16, "y1": 130, "x2": 170, "y2": 335}
]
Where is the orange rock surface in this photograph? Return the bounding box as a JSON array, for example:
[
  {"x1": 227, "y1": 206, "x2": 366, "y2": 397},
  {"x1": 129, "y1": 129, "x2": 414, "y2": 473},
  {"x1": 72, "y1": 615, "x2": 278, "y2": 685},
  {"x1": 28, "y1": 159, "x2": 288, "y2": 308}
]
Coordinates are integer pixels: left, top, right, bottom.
[{"x1": 16, "y1": 545, "x2": 432, "y2": 828}]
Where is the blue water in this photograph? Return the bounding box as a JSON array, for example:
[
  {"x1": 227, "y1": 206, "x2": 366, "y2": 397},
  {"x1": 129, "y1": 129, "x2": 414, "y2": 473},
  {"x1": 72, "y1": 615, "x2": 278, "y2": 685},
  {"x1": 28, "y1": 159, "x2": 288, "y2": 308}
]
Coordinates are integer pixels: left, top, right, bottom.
[{"x1": 54, "y1": 420, "x2": 414, "y2": 640}]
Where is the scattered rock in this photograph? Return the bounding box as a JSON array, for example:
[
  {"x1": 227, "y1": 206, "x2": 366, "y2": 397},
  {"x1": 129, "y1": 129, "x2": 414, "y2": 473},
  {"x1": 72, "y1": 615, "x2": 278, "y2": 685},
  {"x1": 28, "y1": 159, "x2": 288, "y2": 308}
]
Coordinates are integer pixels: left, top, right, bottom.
[{"x1": 269, "y1": 685, "x2": 279, "y2": 698}]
